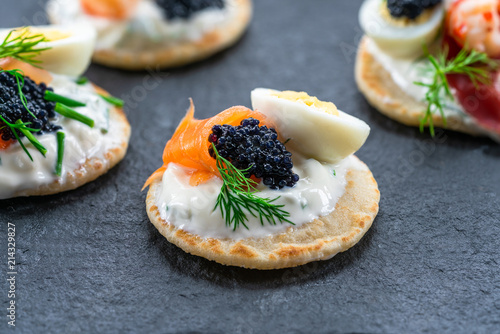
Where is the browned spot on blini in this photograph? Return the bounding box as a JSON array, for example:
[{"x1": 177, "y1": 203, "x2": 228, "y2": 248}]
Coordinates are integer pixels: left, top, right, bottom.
[
  {"x1": 342, "y1": 230, "x2": 360, "y2": 243},
  {"x1": 176, "y1": 230, "x2": 198, "y2": 247},
  {"x1": 204, "y1": 239, "x2": 224, "y2": 255},
  {"x1": 276, "y1": 246, "x2": 304, "y2": 258},
  {"x1": 230, "y1": 243, "x2": 258, "y2": 258}
]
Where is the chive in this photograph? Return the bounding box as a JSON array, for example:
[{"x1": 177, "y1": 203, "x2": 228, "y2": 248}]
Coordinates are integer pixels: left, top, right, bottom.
[
  {"x1": 15, "y1": 119, "x2": 47, "y2": 157},
  {"x1": 55, "y1": 103, "x2": 94, "y2": 128},
  {"x1": 75, "y1": 77, "x2": 88, "y2": 85},
  {"x1": 45, "y1": 91, "x2": 86, "y2": 107},
  {"x1": 99, "y1": 94, "x2": 124, "y2": 107},
  {"x1": 10, "y1": 125, "x2": 32, "y2": 161},
  {"x1": 55, "y1": 131, "x2": 65, "y2": 176}
]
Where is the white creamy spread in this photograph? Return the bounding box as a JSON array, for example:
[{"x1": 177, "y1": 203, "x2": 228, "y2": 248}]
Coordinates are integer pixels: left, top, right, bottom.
[
  {"x1": 48, "y1": 0, "x2": 236, "y2": 50},
  {"x1": 364, "y1": 37, "x2": 498, "y2": 138},
  {"x1": 152, "y1": 155, "x2": 366, "y2": 240},
  {"x1": 0, "y1": 75, "x2": 125, "y2": 199}
]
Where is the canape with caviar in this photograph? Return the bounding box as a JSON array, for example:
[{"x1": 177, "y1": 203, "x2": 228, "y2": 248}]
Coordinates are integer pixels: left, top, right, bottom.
[
  {"x1": 144, "y1": 89, "x2": 379, "y2": 270},
  {"x1": 0, "y1": 26, "x2": 130, "y2": 199},
  {"x1": 356, "y1": 0, "x2": 500, "y2": 142},
  {"x1": 47, "y1": 0, "x2": 252, "y2": 70}
]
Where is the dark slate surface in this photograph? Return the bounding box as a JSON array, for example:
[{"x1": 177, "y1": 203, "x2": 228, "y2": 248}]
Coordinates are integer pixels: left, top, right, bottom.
[{"x1": 1, "y1": 0, "x2": 500, "y2": 333}]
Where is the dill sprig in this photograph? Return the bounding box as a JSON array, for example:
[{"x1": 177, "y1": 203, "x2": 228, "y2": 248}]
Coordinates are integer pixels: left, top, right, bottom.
[
  {"x1": 212, "y1": 144, "x2": 294, "y2": 231},
  {"x1": 0, "y1": 28, "x2": 50, "y2": 67},
  {"x1": 414, "y1": 45, "x2": 498, "y2": 136}
]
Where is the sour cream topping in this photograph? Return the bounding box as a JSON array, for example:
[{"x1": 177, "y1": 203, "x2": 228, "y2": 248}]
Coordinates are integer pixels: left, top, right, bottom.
[
  {"x1": 0, "y1": 75, "x2": 127, "y2": 199},
  {"x1": 152, "y1": 154, "x2": 367, "y2": 240},
  {"x1": 48, "y1": 0, "x2": 236, "y2": 50}
]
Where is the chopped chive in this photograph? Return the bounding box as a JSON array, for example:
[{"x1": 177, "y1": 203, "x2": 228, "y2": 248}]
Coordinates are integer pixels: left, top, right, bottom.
[
  {"x1": 55, "y1": 131, "x2": 65, "y2": 176},
  {"x1": 10, "y1": 125, "x2": 32, "y2": 161},
  {"x1": 99, "y1": 94, "x2": 124, "y2": 107},
  {"x1": 45, "y1": 91, "x2": 86, "y2": 107},
  {"x1": 75, "y1": 77, "x2": 88, "y2": 85},
  {"x1": 332, "y1": 170, "x2": 336, "y2": 176},
  {"x1": 55, "y1": 103, "x2": 94, "y2": 128},
  {"x1": 15, "y1": 119, "x2": 47, "y2": 157}
]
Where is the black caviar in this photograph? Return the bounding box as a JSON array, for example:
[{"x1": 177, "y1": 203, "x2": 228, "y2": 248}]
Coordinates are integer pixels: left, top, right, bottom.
[
  {"x1": 209, "y1": 118, "x2": 299, "y2": 190},
  {"x1": 0, "y1": 72, "x2": 59, "y2": 142},
  {"x1": 387, "y1": 0, "x2": 442, "y2": 20},
  {"x1": 155, "y1": 0, "x2": 225, "y2": 20}
]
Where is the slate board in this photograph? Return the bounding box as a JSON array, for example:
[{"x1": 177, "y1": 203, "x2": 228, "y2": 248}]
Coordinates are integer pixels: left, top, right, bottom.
[{"x1": 1, "y1": 0, "x2": 499, "y2": 333}]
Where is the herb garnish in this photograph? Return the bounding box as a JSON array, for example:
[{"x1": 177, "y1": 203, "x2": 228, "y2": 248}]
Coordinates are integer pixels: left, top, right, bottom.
[
  {"x1": 45, "y1": 90, "x2": 86, "y2": 107},
  {"x1": 212, "y1": 144, "x2": 293, "y2": 231},
  {"x1": 414, "y1": 46, "x2": 498, "y2": 136},
  {"x1": 0, "y1": 115, "x2": 46, "y2": 161},
  {"x1": 55, "y1": 131, "x2": 65, "y2": 176},
  {"x1": 99, "y1": 94, "x2": 124, "y2": 107},
  {"x1": 0, "y1": 28, "x2": 50, "y2": 67},
  {"x1": 54, "y1": 103, "x2": 94, "y2": 128},
  {"x1": 75, "y1": 77, "x2": 88, "y2": 85}
]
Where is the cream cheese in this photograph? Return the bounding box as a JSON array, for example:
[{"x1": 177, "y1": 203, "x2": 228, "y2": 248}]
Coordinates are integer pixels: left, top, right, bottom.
[
  {"x1": 152, "y1": 155, "x2": 366, "y2": 240},
  {"x1": 48, "y1": 0, "x2": 236, "y2": 51},
  {"x1": 364, "y1": 37, "x2": 499, "y2": 139},
  {"x1": 0, "y1": 75, "x2": 126, "y2": 199}
]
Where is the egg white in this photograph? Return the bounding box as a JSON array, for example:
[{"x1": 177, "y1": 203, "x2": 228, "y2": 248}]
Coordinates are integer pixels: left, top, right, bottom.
[
  {"x1": 251, "y1": 88, "x2": 370, "y2": 164},
  {"x1": 0, "y1": 24, "x2": 96, "y2": 77},
  {"x1": 359, "y1": 0, "x2": 444, "y2": 58}
]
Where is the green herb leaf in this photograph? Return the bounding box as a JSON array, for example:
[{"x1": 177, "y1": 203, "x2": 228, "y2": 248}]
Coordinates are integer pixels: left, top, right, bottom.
[
  {"x1": 45, "y1": 90, "x2": 86, "y2": 107},
  {"x1": 0, "y1": 115, "x2": 47, "y2": 161},
  {"x1": 99, "y1": 94, "x2": 124, "y2": 107},
  {"x1": 0, "y1": 28, "x2": 50, "y2": 67},
  {"x1": 55, "y1": 103, "x2": 94, "y2": 128},
  {"x1": 211, "y1": 144, "x2": 293, "y2": 231},
  {"x1": 75, "y1": 77, "x2": 88, "y2": 85},
  {"x1": 55, "y1": 131, "x2": 65, "y2": 176},
  {"x1": 15, "y1": 119, "x2": 47, "y2": 157},
  {"x1": 414, "y1": 46, "x2": 498, "y2": 136}
]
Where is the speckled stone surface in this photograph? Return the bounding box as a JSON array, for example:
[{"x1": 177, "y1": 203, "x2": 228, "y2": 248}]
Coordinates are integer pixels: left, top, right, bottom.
[{"x1": 1, "y1": 0, "x2": 500, "y2": 333}]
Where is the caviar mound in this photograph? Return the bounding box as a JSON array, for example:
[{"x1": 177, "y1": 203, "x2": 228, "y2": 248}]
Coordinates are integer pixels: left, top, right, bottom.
[
  {"x1": 0, "y1": 72, "x2": 59, "y2": 142},
  {"x1": 155, "y1": 0, "x2": 225, "y2": 20},
  {"x1": 208, "y1": 118, "x2": 299, "y2": 189},
  {"x1": 387, "y1": 0, "x2": 442, "y2": 20}
]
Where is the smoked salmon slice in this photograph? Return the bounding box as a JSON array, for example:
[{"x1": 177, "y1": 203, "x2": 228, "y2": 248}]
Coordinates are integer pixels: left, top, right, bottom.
[
  {"x1": 0, "y1": 57, "x2": 52, "y2": 85},
  {"x1": 80, "y1": 0, "x2": 140, "y2": 20},
  {"x1": 143, "y1": 100, "x2": 270, "y2": 189}
]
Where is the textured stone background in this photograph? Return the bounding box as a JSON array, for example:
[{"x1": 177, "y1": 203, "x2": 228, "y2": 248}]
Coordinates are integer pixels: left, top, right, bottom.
[{"x1": 1, "y1": 0, "x2": 499, "y2": 333}]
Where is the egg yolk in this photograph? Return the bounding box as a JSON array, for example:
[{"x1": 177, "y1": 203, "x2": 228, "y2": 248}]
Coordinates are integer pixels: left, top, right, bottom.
[
  {"x1": 8, "y1": 28, "x2": 70, "y2": 42},
  {"x1": 272, "y1": 91, "x2": 339, "y2": 116}
]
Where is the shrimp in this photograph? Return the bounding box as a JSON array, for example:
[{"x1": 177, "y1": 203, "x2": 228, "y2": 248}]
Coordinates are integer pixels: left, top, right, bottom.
[
  {"x1": 447, "y1": 0, "x2": 500, "y2": 57},
  {"x1": 80, "y1": 0, "x2": 140, "y2": 20}
]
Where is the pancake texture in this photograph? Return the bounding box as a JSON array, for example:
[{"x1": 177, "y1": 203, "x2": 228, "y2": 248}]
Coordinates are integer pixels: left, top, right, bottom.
[
  {"x1": 355, "y1": 36, "x2": 483, "y2": 136},
  {"x1": 146, "y1": 156, "x2": 379, "y2": 270},
  {"x1": 49, "y1": 0, "x2": 252, "y2": 70},
  {"x1": 11, "y1": 86, "x2": 131, "y2": 198}
]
